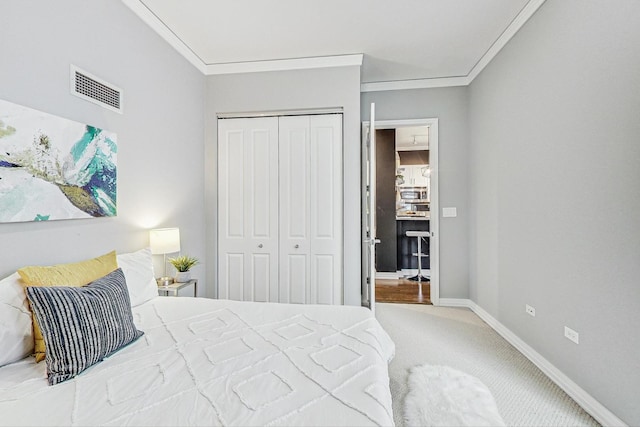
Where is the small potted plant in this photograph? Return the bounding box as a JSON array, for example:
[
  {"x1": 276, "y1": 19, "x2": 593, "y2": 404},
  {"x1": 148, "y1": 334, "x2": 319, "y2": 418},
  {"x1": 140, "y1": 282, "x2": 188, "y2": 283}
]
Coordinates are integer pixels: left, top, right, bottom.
[{"x1": 168, "y1": 255, "x2": 199, "y2": 283}]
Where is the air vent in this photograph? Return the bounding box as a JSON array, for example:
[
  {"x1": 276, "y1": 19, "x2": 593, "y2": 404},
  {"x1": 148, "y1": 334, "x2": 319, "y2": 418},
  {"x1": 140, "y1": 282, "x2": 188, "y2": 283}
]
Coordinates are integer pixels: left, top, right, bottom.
[{"x1": 70, "y1": 65, "x2": 123, "y2": 114}]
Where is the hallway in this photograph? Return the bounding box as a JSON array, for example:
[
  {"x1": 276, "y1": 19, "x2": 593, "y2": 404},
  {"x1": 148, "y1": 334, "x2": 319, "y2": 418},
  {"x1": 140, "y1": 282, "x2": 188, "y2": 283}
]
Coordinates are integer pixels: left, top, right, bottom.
[{"x1": 375, "y1": 278, "x2": 431, "y2": 304}]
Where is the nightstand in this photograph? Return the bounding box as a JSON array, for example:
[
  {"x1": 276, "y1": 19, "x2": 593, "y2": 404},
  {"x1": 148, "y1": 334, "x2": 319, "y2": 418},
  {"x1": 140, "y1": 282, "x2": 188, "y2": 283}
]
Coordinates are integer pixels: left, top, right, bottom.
[{"x1": 157, "y1": 279, "x2": 197, "y2": 297}]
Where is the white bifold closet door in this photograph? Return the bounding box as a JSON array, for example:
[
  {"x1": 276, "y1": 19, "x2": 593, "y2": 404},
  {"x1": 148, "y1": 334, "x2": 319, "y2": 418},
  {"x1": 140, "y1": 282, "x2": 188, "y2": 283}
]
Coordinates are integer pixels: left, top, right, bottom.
[
  {"x1": 218, "y1": 117, "x2": 279, "y2": 302},
  {"x1": 218, "y1": 114, "x2": 343, "y2": 305}
]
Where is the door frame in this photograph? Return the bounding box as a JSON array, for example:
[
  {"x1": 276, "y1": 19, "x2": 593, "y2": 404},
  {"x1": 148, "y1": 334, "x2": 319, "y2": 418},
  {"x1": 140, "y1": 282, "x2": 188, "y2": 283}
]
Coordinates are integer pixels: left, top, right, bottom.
[{"x1": 361, "y1": 118, "x2": 440, "y2": 305}]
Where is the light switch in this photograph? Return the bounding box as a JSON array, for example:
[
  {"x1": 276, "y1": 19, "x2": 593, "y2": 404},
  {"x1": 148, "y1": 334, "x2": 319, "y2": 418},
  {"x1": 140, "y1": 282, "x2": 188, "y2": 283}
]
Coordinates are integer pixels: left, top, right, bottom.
[{"x1": 442, "y1": 207, "x2": 457, "y2": 218}]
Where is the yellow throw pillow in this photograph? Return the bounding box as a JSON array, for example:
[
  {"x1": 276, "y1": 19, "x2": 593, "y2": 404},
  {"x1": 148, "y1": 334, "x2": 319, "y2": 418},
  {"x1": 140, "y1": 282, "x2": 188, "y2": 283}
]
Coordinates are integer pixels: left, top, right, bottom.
[{"x1": 18, "y1": 251, "x2": 118, "y2": 362}]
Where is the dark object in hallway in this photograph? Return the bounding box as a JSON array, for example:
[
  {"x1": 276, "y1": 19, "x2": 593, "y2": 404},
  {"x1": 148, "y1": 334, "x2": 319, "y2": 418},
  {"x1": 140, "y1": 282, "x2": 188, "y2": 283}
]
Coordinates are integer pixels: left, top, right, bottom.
[
  {"x1": 397, "y1": 220, "x2": 430, "y2": 271},
  {"x1": 375, "y1": 129, "x2": 397, "y2": 273}
]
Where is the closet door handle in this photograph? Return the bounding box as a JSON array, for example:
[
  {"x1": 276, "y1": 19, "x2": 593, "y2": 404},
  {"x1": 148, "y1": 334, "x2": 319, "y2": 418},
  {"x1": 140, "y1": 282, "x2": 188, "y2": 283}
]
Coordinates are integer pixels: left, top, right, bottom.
[
  {"x1": 294, "y1": 244, "x2": 299, "y2": 249},
  {"x1": 258, "y1": 244, "x2": 263, "y2": 248}
]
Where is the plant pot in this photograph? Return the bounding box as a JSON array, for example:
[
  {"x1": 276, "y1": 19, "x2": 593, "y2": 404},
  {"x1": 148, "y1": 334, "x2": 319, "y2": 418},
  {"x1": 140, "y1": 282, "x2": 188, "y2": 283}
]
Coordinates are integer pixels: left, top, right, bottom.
[{"x1": 174, "y1": 271, "x2": 191, "y2": 283}]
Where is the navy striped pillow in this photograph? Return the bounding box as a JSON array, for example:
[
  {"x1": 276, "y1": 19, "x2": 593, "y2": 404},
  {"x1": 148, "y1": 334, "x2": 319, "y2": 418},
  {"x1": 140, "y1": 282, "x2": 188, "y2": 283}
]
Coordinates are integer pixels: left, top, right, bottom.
[{"x1": 26, "y1": 268, "x2": 144, "y2": 385}]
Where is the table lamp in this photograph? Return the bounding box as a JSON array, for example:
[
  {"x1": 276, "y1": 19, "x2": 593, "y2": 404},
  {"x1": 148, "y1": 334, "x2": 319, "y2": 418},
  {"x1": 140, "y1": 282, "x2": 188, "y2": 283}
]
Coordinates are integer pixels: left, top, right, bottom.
[{"x1": 149, "y1": 227, "x2": 180, "y2": 285}]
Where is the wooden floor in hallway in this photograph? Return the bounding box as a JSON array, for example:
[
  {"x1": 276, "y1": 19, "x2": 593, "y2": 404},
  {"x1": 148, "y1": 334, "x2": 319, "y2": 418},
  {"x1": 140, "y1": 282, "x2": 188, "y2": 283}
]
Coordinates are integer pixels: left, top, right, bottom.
[{"x1": 375, "y1": 278, "x2": 432, "y2": 305}]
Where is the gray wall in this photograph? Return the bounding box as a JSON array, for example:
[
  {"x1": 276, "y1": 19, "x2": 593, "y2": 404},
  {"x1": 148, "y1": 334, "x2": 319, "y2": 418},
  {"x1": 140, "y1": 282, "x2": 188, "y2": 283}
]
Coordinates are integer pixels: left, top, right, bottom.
[
  {"x1": 362, "y1": 88, "x2": 470, "y2": 298},
  {"x1": 205, "y1": 67, "x2": 362, "y2": 305},
  {"x1": 0, "y1": 1, "x2": 206, "y2": 291},
  {"x1": 468, "y1": 0, "x2": 640, "y2": 424}
]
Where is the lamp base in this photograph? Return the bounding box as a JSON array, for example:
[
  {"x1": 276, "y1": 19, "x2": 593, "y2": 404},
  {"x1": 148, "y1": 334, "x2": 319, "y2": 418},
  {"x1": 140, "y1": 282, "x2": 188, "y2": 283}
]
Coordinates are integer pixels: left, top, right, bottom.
[{"x1": 156, "y1": 276, "x2": 174, "y2": 286}]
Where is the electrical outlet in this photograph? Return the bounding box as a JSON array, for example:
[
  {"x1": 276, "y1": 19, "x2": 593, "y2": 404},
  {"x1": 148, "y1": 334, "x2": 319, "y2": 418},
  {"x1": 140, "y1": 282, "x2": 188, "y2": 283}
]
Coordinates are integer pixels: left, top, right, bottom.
[
  {"x1": 525, "y1": 304, "x2": 536, "y2": 317},
  {"x1": 564, "y1": 326, "x2": 579, "y2": 344}
]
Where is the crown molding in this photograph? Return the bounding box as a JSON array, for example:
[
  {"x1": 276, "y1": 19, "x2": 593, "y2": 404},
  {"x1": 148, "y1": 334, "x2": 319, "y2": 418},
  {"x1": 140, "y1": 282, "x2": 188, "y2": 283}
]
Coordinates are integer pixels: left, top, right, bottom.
[
  {"x1": 360, "y1": 76, "x2": 469, "y2": 92},
  {"x1": 205, "y1": 54, "x2": 363, "y2": 75},
  {"x1": 466, "y1": 0, "x2": 547, "y2": 82},
  {"x1": 361, "y1": 0, "x2": 547, "y2": 92},
  {"x1": 122, "y1": 0, "x2": 361, "y2": 75},
  {"x1": 124, "y1": 0, "x2": 546, "y2": 90},
  {"x1": 122, "y1": 0, "x2": 208, "y2": 74}
]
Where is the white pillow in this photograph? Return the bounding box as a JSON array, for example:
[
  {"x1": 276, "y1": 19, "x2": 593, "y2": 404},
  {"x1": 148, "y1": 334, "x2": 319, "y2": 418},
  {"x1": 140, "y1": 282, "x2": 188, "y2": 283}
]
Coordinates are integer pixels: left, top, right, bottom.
[
  {"x1": 116, "y1": 248, "x2": 159, "y2": 307},
  {"x1": 0, "y1": 272, "x2": 34, "y2": 367}
]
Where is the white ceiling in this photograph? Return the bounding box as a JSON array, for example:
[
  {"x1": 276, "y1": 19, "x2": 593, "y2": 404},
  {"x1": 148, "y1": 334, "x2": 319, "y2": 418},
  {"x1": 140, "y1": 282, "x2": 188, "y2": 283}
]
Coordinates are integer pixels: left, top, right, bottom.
[
  {"x1": 126, "y1": 0, "x2": 544, "y2": 89},
  {"x1": 396, "y1": 126, "x2": 429, "y2": 151}
]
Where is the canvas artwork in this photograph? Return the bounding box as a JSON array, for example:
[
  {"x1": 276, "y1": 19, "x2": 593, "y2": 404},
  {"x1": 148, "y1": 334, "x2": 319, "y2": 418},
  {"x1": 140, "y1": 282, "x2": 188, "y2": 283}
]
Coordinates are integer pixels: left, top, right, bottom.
[{"x1": 0, "y1": 98, "x2": 117, "y2": 223}]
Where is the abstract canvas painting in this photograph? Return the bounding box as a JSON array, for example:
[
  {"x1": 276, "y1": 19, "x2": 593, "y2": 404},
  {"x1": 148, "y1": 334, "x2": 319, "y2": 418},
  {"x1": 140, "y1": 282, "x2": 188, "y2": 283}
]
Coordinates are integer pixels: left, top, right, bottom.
[{"x1": 0, "y1": 99, "x2": 117, "y2": 223}]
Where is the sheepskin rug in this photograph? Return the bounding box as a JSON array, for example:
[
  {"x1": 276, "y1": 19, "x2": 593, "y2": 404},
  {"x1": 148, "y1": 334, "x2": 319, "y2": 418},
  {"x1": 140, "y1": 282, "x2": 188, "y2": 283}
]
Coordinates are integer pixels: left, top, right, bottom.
[{"x1": 404, "y1": 365, "x2": 506, "y2": 427}]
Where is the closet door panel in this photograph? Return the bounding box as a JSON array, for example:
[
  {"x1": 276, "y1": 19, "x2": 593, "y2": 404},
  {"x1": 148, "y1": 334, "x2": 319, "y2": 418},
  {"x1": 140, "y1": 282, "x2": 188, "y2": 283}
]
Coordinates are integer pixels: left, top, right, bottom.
[
  {"x1": 225, "y1": 253, "x2": 244, "y2": 301},
  {"x1": 225, "y1": 130, "x2": 245, "y2": 238},
  {"x1": 251, "y1": 254, "x2": 272, "y2": 302},
  {"x1": 313, "y1": 255, "x2": 334, "y2": 304},
  {"x1": 285, "y1": 128, "x2": 308, "y2": 238},
  {"x1": 284, "y1": 254, "x2": 308, "y2": 304},
  {"x1": 278, "y1": 116, "x2": 311, "y2": 303},
  {"x1": 309, "y1": 114, "x2": 343, "y2": 304},
  {"x1": 218, "y1": 117, "x2": 278, "y2": 301},
  {"x1": 245, "y1": 126, "x2": 278, "y2": 302},
  {"x1": 250, "y1": 129, "x2": 273, "y2": 238}
]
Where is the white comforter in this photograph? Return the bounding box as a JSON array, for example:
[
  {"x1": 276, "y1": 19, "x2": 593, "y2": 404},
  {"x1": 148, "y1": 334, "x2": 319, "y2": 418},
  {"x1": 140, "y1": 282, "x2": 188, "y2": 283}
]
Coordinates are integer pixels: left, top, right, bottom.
[{"x1": 0, "y1": 297, "x2": 395, "y2": 426}]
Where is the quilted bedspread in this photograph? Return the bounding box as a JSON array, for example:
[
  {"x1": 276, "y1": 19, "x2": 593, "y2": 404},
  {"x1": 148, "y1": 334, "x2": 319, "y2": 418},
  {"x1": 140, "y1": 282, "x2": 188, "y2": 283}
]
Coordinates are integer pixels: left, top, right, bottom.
[{"x1": 0, "y1": 297, "x2": 395, "y2": 426}]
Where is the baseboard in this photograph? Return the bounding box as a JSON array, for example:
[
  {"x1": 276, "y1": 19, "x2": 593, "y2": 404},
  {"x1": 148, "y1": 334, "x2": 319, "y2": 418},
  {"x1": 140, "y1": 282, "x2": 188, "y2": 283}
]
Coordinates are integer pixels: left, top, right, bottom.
[
  {"x1": 375, "y1": 271, "x2": 401, "y2": 280},
  {"x1": 438, "y1": 298, "x2": 472, "y2": 307},
  {"x1": 438, "y1": 298, "x2": 626, "y2": 427}
]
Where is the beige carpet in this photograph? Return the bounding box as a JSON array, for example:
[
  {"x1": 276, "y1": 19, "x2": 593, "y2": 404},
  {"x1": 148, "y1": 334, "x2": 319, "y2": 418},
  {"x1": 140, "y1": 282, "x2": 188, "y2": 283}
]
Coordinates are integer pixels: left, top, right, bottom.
[{"x1": 375, "y1": 303, "x2": 600, "y2": 427}]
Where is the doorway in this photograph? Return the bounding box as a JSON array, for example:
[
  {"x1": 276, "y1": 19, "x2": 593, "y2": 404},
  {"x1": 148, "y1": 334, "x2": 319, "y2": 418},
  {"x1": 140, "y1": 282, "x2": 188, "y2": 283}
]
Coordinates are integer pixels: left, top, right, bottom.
[{"x1": 362, "y1": 118, "x2": 440, "y2": 306}]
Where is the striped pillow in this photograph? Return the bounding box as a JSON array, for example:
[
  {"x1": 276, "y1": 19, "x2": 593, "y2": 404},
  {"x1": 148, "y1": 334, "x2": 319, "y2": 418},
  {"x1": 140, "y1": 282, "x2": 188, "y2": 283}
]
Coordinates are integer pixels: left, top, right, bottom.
[{"x1": 25, "y1": 268, "x2": 143, "y2": 386}]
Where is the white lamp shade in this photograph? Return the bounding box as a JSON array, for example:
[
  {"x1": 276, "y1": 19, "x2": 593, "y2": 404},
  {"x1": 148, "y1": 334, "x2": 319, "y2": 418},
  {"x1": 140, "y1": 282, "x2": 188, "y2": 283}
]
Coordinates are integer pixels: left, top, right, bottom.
[{"x1": 149, "y1": 228, "x2": 181, "y2": 254}]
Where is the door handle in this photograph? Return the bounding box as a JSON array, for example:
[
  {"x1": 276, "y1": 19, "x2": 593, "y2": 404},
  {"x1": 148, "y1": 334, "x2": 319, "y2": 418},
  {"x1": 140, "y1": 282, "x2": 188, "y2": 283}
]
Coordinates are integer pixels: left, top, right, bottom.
[
  {"x1": 258, "y1": 244, "x2": 263, "y2": 248},
  {"x1": 294, "y1": 244, "x2": 299, "y2": 249},
  {"x1": 363, "y1": 238, "x2": 381, "y2": 245}
]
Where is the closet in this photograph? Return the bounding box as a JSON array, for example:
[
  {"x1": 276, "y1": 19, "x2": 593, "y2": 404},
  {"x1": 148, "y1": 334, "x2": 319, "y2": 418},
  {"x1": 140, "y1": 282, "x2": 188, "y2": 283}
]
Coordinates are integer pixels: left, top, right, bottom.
[{"x1": 217, "y1": 114, "x2": 343, "y2": 304}]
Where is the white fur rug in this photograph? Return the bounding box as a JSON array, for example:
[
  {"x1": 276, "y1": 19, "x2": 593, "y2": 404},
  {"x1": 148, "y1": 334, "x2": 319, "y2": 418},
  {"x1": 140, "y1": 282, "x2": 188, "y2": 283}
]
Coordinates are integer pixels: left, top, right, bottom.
[{"x1": 404, "y1": 365, "x2": 506, "y2": 427}]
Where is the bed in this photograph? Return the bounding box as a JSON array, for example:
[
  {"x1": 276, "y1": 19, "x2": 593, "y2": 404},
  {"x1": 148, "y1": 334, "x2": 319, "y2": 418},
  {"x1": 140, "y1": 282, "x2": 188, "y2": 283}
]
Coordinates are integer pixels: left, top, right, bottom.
[{"x1": 0, "y1": 250, "x2": 395, "y2": 426}]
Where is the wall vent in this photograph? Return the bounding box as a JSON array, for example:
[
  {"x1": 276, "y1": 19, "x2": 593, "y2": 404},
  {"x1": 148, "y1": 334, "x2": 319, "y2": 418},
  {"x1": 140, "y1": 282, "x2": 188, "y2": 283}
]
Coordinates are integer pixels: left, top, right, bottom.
[{"x1": 70, "y1": 65, "x2": 123, "y2": 114}]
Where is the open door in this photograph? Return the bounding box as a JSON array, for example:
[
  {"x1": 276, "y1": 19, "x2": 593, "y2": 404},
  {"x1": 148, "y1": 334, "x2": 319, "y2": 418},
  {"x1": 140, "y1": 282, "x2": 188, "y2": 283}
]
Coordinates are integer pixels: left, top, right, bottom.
[{"x1": 362, "y1": 103, "x2": 379, "y2": 313}]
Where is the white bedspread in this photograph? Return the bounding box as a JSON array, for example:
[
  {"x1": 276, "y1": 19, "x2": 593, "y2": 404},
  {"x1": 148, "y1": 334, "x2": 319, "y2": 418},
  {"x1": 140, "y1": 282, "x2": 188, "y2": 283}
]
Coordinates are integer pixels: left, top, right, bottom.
[{"x1": 0, "y1": 297, "x2": 395, "y2": 426}]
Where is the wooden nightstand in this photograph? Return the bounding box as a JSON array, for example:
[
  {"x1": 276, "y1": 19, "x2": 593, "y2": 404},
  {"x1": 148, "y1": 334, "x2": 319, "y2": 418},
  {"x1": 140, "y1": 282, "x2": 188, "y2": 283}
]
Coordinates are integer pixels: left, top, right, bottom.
[{"x1": 157, "y1": 279, "x2": 198, "y2": 297}]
